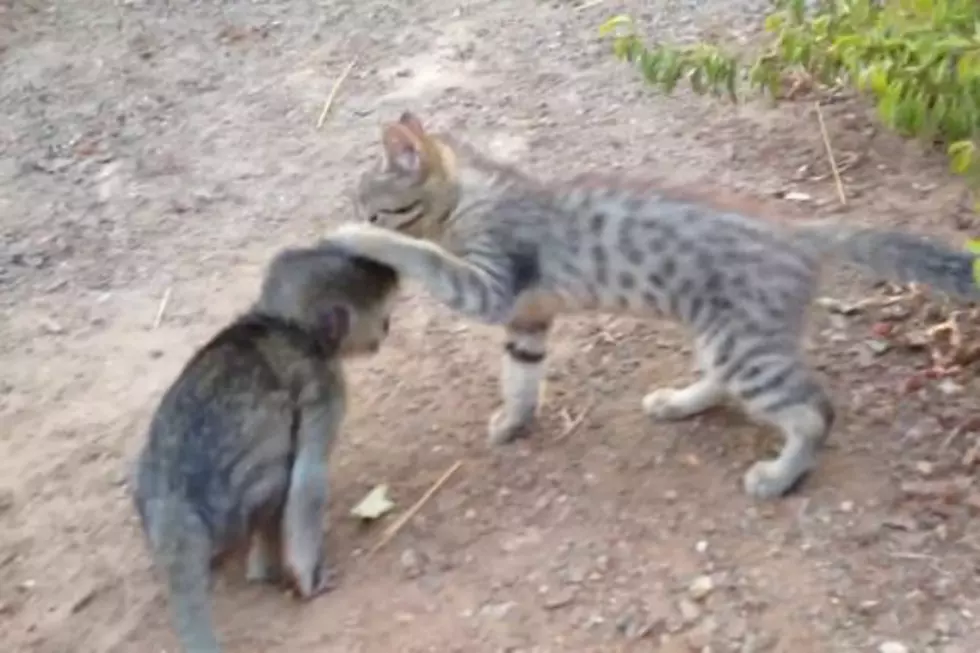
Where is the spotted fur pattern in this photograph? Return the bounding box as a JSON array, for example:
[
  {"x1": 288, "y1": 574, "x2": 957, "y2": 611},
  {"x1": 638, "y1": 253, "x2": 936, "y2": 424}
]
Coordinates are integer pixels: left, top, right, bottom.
[{"x1": 325, "y1": 111, "x2": 980, "y2": 500}]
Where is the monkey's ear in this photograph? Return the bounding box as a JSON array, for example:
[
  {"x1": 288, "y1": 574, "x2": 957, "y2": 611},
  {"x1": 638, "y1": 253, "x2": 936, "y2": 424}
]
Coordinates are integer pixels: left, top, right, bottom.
[
  {"x1": 398, "y1": 111, "x2": 426, "y2": 139},
  {"x1": 381, "y1": 123, "x2": 427, "y2": 178},
  {"x1": 317, "y1": 304, "x2": 352, "y2": 343}
]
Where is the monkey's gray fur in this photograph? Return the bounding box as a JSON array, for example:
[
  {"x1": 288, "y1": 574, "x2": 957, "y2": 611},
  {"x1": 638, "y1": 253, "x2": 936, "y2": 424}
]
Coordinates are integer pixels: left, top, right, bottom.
[{"x1": 132, "y1": 242, "x2": 399, "y2": 653}]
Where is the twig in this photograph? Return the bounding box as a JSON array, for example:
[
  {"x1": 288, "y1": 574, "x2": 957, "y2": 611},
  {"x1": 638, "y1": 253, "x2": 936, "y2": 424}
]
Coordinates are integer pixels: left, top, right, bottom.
[
  {"x1": 940, "y1": 425, "x2": 965, "y2": 452},
  {"x1": 576, "y1": 0, "x2": 606, "y2": 10},
  {"x1": 153, "y1": 287, "x2": 172, "y2": 329},
  {"x1": 316, "y1": 57, "x2": 358, "y2": 129},
  {"x1": 556, "y1": 398, "x2": 594, "y2": 441},
  {"x1": 367, "y1": 460, "x2": 463, "y2": 557},
  {"x1": 814, "y1": 101, "x2": 847, "y2": 206}
]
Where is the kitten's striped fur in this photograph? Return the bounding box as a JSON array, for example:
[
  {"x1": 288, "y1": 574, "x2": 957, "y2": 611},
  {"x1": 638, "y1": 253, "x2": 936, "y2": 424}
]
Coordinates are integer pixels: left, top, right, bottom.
[{"x1": 327, "y1": 111, "x2": 980, "y2": 499}]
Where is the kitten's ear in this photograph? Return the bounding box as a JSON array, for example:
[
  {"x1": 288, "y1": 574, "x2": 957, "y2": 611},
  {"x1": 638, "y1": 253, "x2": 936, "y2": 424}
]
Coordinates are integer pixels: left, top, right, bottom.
[
  {"x1": 398, "y1": 111, "x2": 426, "y2": 139},
  {"x1": 316, "y1": 303, "x2": 352, "y2": 343},
  {"x1": 381, "y1": 123, "x2": 427, "y2": 177}
]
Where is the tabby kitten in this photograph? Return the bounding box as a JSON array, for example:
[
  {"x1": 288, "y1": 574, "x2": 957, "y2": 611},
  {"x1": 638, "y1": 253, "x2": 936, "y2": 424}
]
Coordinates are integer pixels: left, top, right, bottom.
[{"x1": 325, "y1": 111, "x2": 980, "y2": 500}]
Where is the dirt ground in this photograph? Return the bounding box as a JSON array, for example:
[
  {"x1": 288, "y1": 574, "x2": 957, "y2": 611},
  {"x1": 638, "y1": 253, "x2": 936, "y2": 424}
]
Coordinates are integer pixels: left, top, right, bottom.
[{"x1": 2, "y1": 0, "x2": 980, "y2": 651}]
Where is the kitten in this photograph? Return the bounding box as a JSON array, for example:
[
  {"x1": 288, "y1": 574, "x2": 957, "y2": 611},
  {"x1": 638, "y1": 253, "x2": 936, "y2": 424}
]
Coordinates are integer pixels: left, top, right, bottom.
[{"x1": 325, "y1": 111, "x2": 980, "y2": 500}]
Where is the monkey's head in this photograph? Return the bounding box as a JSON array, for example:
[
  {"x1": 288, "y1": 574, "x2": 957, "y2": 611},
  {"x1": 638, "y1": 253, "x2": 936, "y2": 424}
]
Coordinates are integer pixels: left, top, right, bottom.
[{"x1": 256, "y1": 244, "x2": 400, "y2": 357}]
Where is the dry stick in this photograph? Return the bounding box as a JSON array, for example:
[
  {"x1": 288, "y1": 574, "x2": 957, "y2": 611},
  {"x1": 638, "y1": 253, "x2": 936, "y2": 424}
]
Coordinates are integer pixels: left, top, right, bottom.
[
  {"x1": 815, "y1": 101, "x2": 847, "y2": 205},
  {"x1": 556, "y1": 398, "x2": 595, "y2": 441},
  {"x1": 367, "y1": 459, "x2": 463, "y2": 557},
  {"x1": 316, "y1": 57, "x2": 358, "y2": 129},
  {"x1": 153, "y1": 287, "x2": 172, "y2": 329}
]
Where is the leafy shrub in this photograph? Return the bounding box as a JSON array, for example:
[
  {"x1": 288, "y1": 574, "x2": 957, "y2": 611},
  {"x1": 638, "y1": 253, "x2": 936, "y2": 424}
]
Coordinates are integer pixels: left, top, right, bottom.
[{"x1": 599, "y1": 0, "x2": 980, "y2": 188}]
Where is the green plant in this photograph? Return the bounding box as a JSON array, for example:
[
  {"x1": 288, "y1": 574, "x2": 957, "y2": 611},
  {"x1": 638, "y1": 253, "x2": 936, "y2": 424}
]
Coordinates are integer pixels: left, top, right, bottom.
[{"x1": 599, "y1": 0, "x2": 980, "y2": 198}]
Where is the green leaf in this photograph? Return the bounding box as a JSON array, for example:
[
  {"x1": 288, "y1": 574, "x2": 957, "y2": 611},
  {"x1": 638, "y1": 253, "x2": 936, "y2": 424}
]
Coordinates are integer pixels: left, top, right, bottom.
[
  {"x1": 598, "y1": 14, "x2": 634, "y2": 37},
  {"x1": 764, "y1": 13, "x2": 786, "y2": 33},
  {"x1": 966, "y1": 239, "x2": 980, "y2": 288},
  {"x1": 948, "y1": 140, "x2": 976, "y2": 174}
]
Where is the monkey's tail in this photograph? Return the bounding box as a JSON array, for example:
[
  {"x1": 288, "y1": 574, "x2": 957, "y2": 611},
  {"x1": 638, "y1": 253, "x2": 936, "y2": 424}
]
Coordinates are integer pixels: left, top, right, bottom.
[
  {"x1": 152, "y1": 503, "x2": 223, "y2": 653},
  {"x1": 790, "y1": 222, "x2": 980, "y2": 301}
]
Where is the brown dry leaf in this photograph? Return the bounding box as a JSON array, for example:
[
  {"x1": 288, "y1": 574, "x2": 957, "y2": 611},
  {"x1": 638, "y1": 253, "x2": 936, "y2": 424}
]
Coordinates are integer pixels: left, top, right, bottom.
[
  {"x1": 881, "y1": 513, "x2": 918, "y2": 532},
  {"x1": 217, "y1": 25, "x2": 251, "y2": 43},
  {"x1": 900, "y1": 476, "x2": 973, "y2": 502},
  {"x1": 963, "y1": 438, "x2": 980, "y2": 467}
]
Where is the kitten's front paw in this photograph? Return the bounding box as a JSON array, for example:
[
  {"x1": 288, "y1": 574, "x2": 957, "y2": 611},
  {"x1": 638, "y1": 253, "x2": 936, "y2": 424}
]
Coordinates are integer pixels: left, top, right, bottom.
[
  {"x1": 642, "y1": 388, "x2": 690, "y2": 421},
  {"x1": 288, "y1": 559, "x2": 337, "y2": 601},
  {"x1": 487, "y1": 408, "x2": 533, "y2": 445},
  {"x1": 742, "y1": 460, "x2": 807, "y2": 500},
  {"x1": 307, "y1": 563, "x2": 338, "y2": 600}
]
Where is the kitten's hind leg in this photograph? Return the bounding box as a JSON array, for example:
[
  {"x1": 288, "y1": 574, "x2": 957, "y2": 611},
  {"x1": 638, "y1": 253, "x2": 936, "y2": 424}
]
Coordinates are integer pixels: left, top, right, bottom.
[
  {"x1": 488, "y1": 320, "x2": 551, "y2": 445},
  {"x1": 725, "y1": 346, "x2": 835, "y2": 499},
  {"x1": 643, "y1": 339, "x2": 726, "y2": 422}
]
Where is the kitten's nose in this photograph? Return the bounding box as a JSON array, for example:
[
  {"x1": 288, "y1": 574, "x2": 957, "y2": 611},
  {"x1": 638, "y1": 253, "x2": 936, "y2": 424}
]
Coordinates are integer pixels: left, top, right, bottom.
[{"x1": 367, "y1": 214, "x2": 379, "y2": 224}]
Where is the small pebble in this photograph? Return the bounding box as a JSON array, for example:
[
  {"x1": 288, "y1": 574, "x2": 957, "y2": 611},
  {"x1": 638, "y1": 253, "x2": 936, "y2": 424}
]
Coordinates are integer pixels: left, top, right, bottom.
[
  {"x1": 915, "y1": 461, "x2": 934, "y2": 476},
  {"x1": 400, "y1": 549, "x2": 422, "y2": 578},
  {"x1": 678, "y1": 598, "x2": 701, "y2": 623},
  {"x1": 542, "y1": 587, "x2": 575, "y2": 610},
  {"x1": 879, "y1": 642, "x2": 909, "y2": 653},
  {"x1": 688, "y1": 575, "x2": 715, "y2": 601}
]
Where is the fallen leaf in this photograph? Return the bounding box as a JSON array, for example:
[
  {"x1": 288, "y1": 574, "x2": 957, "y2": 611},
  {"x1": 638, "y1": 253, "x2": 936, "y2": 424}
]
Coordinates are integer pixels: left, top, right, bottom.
[
  {"x1": 901, "y1": 374, "x2": 925, "y2": 394},
  {"x1": 864, "y1": 339, "x2": 890, "y2": 355},
  {"x1": 350, "y1": 485, "x2": 395, "y2": 521},
  {"x1": 900, "y1": 477, "x2": 973, "y2": 502},
  {"x1": 816, "y1": 296, "x2": 864, "y2": 315},
  {"x1": 882, "y1": 514, "x2": 918, "y2": 531},
  {"x1": 870, "y1": 322, "x2": 893, "y2": 338}
]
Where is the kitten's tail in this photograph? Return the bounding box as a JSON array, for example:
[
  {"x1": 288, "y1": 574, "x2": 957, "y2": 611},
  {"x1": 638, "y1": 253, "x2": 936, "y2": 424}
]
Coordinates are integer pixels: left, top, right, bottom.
[{"x1": 791, "y1": 222, "x2": 980, "y2": 300}]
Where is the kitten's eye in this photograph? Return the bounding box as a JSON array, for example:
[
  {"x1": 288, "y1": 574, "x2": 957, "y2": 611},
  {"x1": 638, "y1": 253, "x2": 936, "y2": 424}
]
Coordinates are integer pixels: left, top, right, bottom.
[
  {"x1": 381, "y1": 316, "x2": 390, "y2": 335},
  {"x1": 389, "y1": 200, "x2": 422, "y2": 215}
]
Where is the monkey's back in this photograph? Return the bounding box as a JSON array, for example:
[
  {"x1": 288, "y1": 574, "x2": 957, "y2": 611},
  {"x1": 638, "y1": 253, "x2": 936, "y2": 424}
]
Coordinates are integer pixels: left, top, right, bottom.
[{"x1": 134, "y1": 315, "x2": 328, "y2": 557}]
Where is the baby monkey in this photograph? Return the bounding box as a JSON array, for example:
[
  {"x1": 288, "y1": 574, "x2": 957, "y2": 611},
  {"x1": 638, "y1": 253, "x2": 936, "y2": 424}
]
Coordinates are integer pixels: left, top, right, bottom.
[{"x1": 132, "y1": 242, "x2": 399, "y2": 653}]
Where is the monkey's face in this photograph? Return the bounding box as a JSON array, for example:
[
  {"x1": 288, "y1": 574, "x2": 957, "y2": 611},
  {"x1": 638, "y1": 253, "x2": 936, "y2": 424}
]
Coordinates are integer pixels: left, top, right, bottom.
[{"x1": 335, "y1": 299, "x2": 394, "y2": 358}]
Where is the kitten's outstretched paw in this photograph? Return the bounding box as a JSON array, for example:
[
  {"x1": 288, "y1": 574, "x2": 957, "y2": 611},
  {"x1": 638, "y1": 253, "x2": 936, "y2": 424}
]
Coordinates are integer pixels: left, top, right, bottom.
[
  {"x1": 743, "y1": 460, "x2": 806, "y2": 500},
  {"x1": 642, "y1": 388, "x2": 694, "y2": 421},
  {"x1": 487, "y1": 408, "x2": 533, "y2": 445}
]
